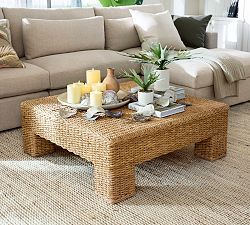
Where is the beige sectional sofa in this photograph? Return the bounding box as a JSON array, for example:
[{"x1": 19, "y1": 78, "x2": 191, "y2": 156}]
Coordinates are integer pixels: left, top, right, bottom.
[{"x1": 0, "y1": 4, "x2": 249, "y2": 131}]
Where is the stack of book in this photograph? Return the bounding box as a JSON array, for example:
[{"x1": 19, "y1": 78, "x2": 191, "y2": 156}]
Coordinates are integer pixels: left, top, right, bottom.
[
  {"x1": 128, "y1": 102, "x2": 185, "y2": 118},
  {"x1": 166, "y1": 86, "x2": 185, "y2": 102}
]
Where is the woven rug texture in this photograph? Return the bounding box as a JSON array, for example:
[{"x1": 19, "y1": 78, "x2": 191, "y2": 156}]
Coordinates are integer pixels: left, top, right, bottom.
[{"x1": 0, "y1": 102, "x2": 249, "y2": 225}]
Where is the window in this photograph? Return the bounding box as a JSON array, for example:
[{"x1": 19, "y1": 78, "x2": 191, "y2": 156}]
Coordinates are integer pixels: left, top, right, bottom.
[{"x1": 0, "y1": 0, "x2": 101, "y2": 8}]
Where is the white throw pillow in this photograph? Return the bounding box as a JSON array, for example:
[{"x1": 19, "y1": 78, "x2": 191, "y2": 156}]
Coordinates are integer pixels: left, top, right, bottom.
[
  {"x1": 129, "y1": 9, "x2": 186, "y2": 50},
  {"x1": 22, "y1": 17, "x2": 105, "y2": 59}
]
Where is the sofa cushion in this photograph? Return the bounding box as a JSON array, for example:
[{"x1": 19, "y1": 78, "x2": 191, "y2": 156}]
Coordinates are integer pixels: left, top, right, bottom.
[
  {"x1": 2, "y1": 7, "x2": 95, "y2": 58},
  {"x1": 105, "y1": 17, "x2": 140, "y2": 51},
  {"x1": 26, "y1": 50, "x2": 141, "y2": 89},
  {"x1": 168, "y1": 59, "x2": 214, "y2": 89},
  {"x1": 22, "y1": 17, "x2": 105, "y2": 59},
  {"x1": 169, "y1": 48, "x2": 250, "y2": 89},
  {"x1": 0, "y1": 62, "x2": 50, "y2": 98},
  {"x1": 94, "y1": 4, "x2": 164, "y2": 19},
  {"x1": 174, "y1": 15, "x2": 212, "y2": 48},
  {"x1": 130, "y1": 10, "x2": 186, "y2": 50},
  {"x1": 122, "y1": 47, "x2": 142, "y2": 55},
  {"x1": 0, "y1": 92, "x2": 48, "y2": 131}
]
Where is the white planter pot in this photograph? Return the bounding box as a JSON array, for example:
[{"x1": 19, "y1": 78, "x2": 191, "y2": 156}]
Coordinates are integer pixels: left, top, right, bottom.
[
  {"x1": 138, "y1": 91, "x2": 154, "y2": 106},
  {"x1": 154, "y1": 69, "x2": 170, "y2": 92}
]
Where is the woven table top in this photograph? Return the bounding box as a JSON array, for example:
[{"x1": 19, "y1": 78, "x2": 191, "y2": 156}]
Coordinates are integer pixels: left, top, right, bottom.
[{"x1": 23, "y1": 82, "x2": 229, "y2": 144}]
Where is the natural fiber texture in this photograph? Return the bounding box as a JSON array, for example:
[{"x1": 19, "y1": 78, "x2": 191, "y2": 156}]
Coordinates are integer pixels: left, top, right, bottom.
[
  {"x1": 20, "y1": 82, "x2": 229, "y2": 203},
  {"x1": 0, "y1": 102, "x2": 249, "y2": 224},
  {"x1": 0, "y1": 20, "x2": 24, "y2": 68}
]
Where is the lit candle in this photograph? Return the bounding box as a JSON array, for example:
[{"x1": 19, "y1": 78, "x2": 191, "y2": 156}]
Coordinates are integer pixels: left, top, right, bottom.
[
  {"x1": 67, "y1": 83, "x2": 81, "y2": 104},
  {"x1": 90, "y1": 91, "x2": 102, "y2": 108},
  {"x1": 86, "y1": 68, "x2": 101, "y2": 84},
  {"x1": 92, "y1": 82, "x2": 106, "y2": 92}
]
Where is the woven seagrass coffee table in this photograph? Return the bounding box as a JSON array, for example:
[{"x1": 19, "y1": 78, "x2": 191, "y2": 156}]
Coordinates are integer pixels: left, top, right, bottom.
[{"x1": 21, "y1": 82, "x2": 229, "y2": 203}]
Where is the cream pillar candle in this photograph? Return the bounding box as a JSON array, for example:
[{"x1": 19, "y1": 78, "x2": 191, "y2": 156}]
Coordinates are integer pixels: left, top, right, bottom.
[
  {"x1": 92, "y1": 82, "x2": 106, "y2": 92},
  {"x1": 90, "y1": 91, "x2": 102, "y2": 108},
  {"x1": 75, "y1": 81, "x2": 85, "y2": 96},
  {"x1": 67, "y1": 83, "x2": 81, "y2": 104},
  {"x1": 83, "y1": 84, "x2": 92, "y2": 94},
  {"x1": 86, "y1": 68, "x2": 101, "y2": 84}
]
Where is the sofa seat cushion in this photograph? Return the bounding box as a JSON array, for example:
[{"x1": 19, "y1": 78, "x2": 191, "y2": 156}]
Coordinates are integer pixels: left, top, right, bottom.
[
  {"x1": 122, "y1": 47, "x2": 142, "y2": 55},
  {"x1": 26, "y1": 50, "x2": 141, "y2": 89},
  {"x1": 0, "y1": 62, "x2": 50, "y2": 98},
  {"x1": 169, "y1": 48, "x2": 250, "y2": 89}
]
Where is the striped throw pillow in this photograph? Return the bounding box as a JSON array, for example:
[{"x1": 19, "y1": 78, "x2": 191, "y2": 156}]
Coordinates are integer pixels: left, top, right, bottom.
[{"x1": 0, "y1": 19, "x2": 24, "y2": 68}]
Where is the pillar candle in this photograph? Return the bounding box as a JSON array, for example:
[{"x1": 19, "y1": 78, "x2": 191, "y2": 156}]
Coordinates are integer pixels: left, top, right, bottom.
[
  {"x1": 75, "y1": 81, "x2": 85, "y2": 96},
  {"x1": 67, "y1": 83, "x2": 81, "y2": 104},
  {"x1": 83, "y1": 84, "x2": 92, "y2": 94},
  {"x1": 86, "y1": 68, "x2": 101, "y2": 84},
  {"x1": 90, "y1": 91, "x2": 102, "y2": 108},
  {"x1": 92, "y1": 82, "x2": 106, "y2": 92}
]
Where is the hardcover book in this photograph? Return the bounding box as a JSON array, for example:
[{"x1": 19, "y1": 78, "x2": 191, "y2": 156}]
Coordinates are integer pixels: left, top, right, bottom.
[{"x1": 128, "y1": 102, "x2": 185, "y2": 118}]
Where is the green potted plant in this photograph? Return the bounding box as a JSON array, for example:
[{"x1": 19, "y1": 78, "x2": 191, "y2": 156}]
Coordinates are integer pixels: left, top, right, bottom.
[
  {"x1": 99, "y1": 0, "x2": 143, "y2": 7},
  {"x1": 124, "y1": 43, "x2": 191, "y2": 92},
  {"x1": 123, "y1": 67, "x2": 158, "y2": 106}
]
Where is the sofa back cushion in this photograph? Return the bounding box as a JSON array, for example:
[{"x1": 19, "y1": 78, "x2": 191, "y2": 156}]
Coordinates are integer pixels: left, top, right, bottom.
[
  {"x1": 105, "y1": 17, "x2": 140, "y2": 51},
  {"x1": 173, "y1": 15, "x2": 212, "y2": 48},
  {"x1": 22, "y1": 17, "x2": 105, "y2": 60},
  {"x1": 2, "y1": 7, "x2": 95, "y2": 57},
  {"x1": 130, "y1": 10, "x2": 186, "y2": 50},
  {"x1": 95, "y1": 4, "x2": 164, "y2": 51},
  {"x1": 94, "y1": 4, "x2": 164, "y2": 19}
]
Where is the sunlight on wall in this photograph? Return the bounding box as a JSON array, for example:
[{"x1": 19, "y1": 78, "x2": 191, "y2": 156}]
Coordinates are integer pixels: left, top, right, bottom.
[{"x1": 173, "y1": 0, "x2": 185, "y2": 15}]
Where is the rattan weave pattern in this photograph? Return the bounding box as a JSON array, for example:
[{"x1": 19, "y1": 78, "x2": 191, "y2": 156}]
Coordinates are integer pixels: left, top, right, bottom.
[{"x1": 21, "y1": 82, "x2": 229, "y2": 203}]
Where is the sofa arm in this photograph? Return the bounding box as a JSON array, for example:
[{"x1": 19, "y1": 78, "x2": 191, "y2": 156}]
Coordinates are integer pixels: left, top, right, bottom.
[{"x1": 205, "y1": 32, "x2": 218, "y2": 49}]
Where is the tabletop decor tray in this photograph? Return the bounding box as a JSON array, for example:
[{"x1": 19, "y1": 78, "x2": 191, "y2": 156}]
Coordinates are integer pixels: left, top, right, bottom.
[{"x1": 57, "y1": 92, "x2": 130, "y2": 110}]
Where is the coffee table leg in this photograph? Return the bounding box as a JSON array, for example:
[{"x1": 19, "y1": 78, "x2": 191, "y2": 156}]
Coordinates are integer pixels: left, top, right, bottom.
[
  {"x1": 94, "y1": 163, "x2": 136, "y2": 203},
  {"x1": 22, "y1": 130, "x2": 56, "y2": 157},
  {"x1": 194, "y1": 133, "x2": 227, "y2": 161}
]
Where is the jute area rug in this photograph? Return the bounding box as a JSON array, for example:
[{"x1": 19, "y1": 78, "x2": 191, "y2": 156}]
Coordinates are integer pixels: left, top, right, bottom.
[{"x1": 0, "y1": 102, "x2": 249, "y2": 225}]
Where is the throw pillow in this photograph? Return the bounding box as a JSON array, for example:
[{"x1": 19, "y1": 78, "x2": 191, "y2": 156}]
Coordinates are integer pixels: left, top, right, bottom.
[
  {"x1": 105, "y1": 17, "x2": 141, "y2": 51},
  {"x1": 22, "y1": 17, "x2": 105, "y2": 59},
  {"x1": 0, "y1": 19, "x2": 24, "y2": 68},
  {"x1": 129, "y1": 9, "x2": 186, "y2": 50},
  {"x1": 174, "y1": 15, "x2": 212, "y2": 48}
]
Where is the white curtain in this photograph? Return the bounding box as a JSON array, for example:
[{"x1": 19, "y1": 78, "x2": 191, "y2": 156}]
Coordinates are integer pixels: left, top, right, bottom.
[
  {"x1": 241, "y1": 0, "x2": 250, "y2": 51},
  {"x1": 0, "y1": 0, "x2": 101, "y2": 8}
]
